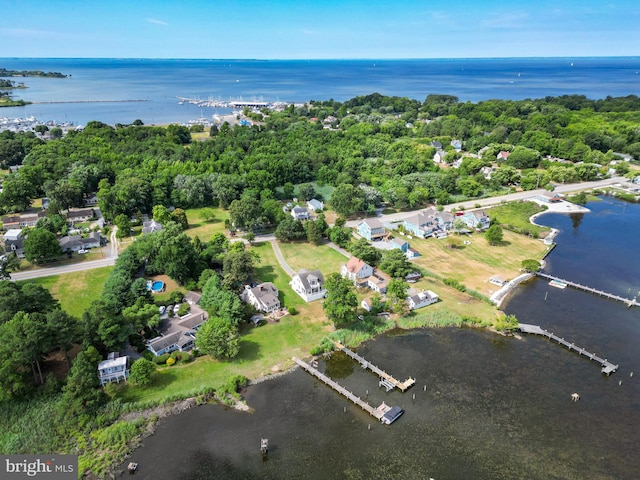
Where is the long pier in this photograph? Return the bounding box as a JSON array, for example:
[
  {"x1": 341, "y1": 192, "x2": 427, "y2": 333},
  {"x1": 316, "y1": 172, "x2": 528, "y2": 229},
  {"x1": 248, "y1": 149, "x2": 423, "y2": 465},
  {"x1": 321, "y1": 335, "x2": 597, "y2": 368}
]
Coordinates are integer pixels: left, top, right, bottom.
[
  {"x1": 518, "y1": 323, "x2": 619, "y2": 375},
  {"x1": 536, "y1": 272, "x2": 637, "y2": 307},
  {"x1": 293, "y1": 357, "x2": 392, "y2": 421},
  {"x1": 331, "y1": 340, "x2": 415, "y2": 392}
]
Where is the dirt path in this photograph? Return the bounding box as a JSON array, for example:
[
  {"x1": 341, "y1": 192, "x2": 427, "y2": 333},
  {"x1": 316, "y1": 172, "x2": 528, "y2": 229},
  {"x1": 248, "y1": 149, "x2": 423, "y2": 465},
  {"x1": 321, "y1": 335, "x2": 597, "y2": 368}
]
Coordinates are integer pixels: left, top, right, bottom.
[{"x1": 269, "y1": 239, "x2": 295, "y2": 276}]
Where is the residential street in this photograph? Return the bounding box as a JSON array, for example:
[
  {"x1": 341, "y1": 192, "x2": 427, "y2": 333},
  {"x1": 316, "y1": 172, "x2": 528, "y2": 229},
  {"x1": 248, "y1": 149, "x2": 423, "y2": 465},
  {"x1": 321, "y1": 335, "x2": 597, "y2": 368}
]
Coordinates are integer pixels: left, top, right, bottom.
[{"x1": 9, "y1": 177, "x2": 627, "y2": 281}]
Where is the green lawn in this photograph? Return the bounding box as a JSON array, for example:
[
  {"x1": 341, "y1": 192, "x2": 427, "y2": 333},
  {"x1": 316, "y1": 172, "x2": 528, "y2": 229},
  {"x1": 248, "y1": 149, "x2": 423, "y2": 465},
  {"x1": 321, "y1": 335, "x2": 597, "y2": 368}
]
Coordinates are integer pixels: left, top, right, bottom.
[
  {"x1": 251, "y1": 242, "x2": 305, "y2": 308},
  {"x1": 278, "y1": 241, "x2": 347, "y2": 276},
  {"x1": 19, "y1": 266, "x2": 113, "y2": 317},
  {"x1": 485, "y1": 201, "x2": 550, "y2": 236},
  {"x1": 185, "y1": 207, "x2": 229, "y2": 241},
  {"x1": 119, "y1": 305, "x2": 330, "y2": 404}
]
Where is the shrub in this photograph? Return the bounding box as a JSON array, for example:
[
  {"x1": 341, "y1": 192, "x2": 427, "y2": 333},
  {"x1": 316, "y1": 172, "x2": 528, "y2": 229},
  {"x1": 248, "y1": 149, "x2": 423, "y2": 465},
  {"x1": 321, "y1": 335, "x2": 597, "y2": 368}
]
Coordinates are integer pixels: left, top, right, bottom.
[
  {"x1": 153, "y1": 353, "x2": 171, "y2": 365},
  {"x1": 166, "y1": 357, "x2": 176, "y2": 366},
  {"x1": 170, "y1": 351, "x2": 182, "y2": 362},
  {"x1": 443, "y1": 277, "x2": 466, "y2": 292},
  {"x1": 288, "y1": 306, "x2": 298, "y2": 315},
  {"x1": 177, "y1": 303, "x2": 190, "y2": 316}
]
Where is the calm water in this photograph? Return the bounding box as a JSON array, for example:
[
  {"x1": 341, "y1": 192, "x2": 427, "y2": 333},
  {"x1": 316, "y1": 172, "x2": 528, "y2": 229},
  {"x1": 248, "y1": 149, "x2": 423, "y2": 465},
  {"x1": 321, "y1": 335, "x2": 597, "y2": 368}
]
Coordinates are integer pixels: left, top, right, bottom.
[
  {"x1": 1, "y1": 57, "x2": 640, "y2": 125},
  {"x1": 118, "y1": 196, "x2": 640, "y2": 480}
]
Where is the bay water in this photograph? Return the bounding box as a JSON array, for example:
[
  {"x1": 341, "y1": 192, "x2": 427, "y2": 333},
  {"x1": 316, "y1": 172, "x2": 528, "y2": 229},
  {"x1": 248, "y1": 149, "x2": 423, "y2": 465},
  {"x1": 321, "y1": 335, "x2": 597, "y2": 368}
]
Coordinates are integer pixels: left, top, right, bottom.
[
  {"x1": 1, "y1": 57, "x2": 639, "y2": 126},
  {"x1": 116, "y1": 195, "x2": 640, "y2": 480}
]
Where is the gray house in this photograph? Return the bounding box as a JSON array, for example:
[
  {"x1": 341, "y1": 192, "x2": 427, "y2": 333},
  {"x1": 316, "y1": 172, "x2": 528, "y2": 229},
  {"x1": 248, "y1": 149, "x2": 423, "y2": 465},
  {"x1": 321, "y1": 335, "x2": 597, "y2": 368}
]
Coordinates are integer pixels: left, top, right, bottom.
[{"x1": 58, "y1": 232, "x2": 101, "y2": 252}]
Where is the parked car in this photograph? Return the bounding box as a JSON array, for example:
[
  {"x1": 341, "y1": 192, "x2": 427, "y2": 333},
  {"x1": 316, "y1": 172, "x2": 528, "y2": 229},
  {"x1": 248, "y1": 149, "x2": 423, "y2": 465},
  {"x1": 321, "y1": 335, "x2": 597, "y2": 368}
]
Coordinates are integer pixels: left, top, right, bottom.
[
  {"x1": 78, "y1": 249, "x2": 88, "y2": 254},
  {"x1": 173, "y1": 304, "x2": 181, "y2": 313},
  {"x1": 158, "y1": 306, "x2": 166, "y2": 315}
]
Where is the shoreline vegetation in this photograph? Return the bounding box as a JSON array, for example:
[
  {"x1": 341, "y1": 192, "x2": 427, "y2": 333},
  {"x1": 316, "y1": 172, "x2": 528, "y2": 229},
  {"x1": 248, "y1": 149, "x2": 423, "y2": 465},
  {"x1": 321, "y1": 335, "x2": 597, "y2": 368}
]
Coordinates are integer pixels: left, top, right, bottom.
[
  {"x1": 1, "y1": 90, "x2": 638, "y2": 478},
  {"x1": 0, "y1": 67, "x2": 67, "y2": 107}
]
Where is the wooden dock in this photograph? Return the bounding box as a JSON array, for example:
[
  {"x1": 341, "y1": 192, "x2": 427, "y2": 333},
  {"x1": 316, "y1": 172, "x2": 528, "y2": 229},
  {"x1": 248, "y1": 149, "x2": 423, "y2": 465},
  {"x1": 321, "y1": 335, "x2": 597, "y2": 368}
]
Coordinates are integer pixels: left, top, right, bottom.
[
  {"x1": 293, "y1": 357, "x2": 395, "y2": 422},
  {"x1": 536, "y1": 272, "x2": 637, "y2": 307},
  {"x1": 519, "y1": 323, "x2": 619, "y2": 375},
  {"x1": 331, "y1": 340, "x2": 415, "y2": 392}
]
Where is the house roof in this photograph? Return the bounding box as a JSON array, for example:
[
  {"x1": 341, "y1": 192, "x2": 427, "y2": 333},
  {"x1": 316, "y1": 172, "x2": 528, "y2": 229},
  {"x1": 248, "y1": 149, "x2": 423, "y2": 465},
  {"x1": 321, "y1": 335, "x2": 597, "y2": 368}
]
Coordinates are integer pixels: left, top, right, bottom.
[
  {"x1": 98, "y1": 356, "x2": 128, "y2": 371},
  {"x1": 184, "y1": 291, "x2": 202, "y2": 305},
  {"x1": 307, "y1": 199, "x2": 323, "y2": 209},
  {"x1": 391, "y1": 237, "x2": 408, "y2": 248},
  {"x1": 251, "y1": 282, "x2": 280, "y2": 308},
  {"x1": 291, "y1": 205, "x2": 308, "y2": 213},
  {"x1": 4, "y1": 229, "x2": 23, "y2": 240},
  {"x1": 295, "y1": 269, "x2": 325, "y2": 290},
  {"x1": 147, "y1": 331, "x2": 184, "y2": 353},
  {"x1": 178, "y1": 312, "x2": 207, "y2": 330},
  {"x1": 431, "y1": 141, "x2": 442, "y2": 148},
  {"x1": 67, "y1": 208, "x2": 93, "y2": 219},
  {"x1": 497, "y1": 151, "x2": 511, "y2": 158},
  {"x1": 361, "y1": 218, "x2": 383, "y2": 229},
  {"x1": 345, "y1": 257, "x2": 370, "y2": 274}
]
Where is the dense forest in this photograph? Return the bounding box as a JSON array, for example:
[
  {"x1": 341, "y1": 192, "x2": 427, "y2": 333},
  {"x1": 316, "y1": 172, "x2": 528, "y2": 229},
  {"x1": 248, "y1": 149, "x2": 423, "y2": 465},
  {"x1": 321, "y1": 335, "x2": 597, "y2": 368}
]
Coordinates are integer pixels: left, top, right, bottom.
[{"x1": 0, "y1": 92, "x2": 638, "y2": 476}]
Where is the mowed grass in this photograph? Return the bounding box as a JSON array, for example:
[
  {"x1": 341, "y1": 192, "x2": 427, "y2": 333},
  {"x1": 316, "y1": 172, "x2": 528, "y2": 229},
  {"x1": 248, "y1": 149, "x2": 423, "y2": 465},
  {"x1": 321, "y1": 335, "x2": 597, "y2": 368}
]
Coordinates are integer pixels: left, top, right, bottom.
[
  {"x1": 19, "y1": 266, "x2": 113, "y2": 317},
  {"x1": 485, "y1": 201, "x2": 550, "y2": 236},
  {"x1": 119, "y1": 303, "x2": 331, "y2": 404},
  {"x1": 251, "y1": 241, "x2": 305, "y2": 308},
  {"x1": 411, "y1": 229, "x2": 549, "y2": 297},
  {"x1": 278, "y1": 241, "x2": 348, "y2": 276},
  {"x1": 184, "y1": 207, "x2": 229, "y2": 240}
]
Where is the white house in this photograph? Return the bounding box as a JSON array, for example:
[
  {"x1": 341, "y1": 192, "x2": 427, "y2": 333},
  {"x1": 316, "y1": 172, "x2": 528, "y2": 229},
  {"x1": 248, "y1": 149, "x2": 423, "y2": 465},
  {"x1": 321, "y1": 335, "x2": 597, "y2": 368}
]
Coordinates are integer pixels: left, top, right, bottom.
[
  {"x1": 433, "y1": 149, "x2": 447, "y2": 164},
  {"x1": 407, "y1": 290, "x2": 439, "y2": 310},
  {"x1": 242, "y1": 283, "x2": 281, "y2": 313},
  {"x1": 147, "y1": 331, "x2": 195, "y2": 356},
  {"x1": 307, "y1": 199, "x2": 324, "y2": 212},
  {"x1": 97, "y1": 353, "x2": 129, "y2": 386},
  {"x1": 291, "y1": 205, "x2": 310, "y2": 220},
  {"x1": 290, "y1": 269, "x2": 326, "y2": 302}
]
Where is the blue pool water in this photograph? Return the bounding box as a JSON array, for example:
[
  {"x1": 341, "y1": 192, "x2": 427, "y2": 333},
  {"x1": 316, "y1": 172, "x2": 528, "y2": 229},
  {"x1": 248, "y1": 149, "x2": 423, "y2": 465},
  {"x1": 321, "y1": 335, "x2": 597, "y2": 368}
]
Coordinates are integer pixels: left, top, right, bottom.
[{"x1": 151, "y1": 281, "x2": 165, "y2": 292}]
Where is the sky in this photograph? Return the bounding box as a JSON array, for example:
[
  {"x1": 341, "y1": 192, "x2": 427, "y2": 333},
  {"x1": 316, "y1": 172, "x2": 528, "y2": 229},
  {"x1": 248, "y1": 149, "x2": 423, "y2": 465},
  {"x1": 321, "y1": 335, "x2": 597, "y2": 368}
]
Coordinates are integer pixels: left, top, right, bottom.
[{"x1": 2, "y1": 0, "x2": 639, "y2": 59}]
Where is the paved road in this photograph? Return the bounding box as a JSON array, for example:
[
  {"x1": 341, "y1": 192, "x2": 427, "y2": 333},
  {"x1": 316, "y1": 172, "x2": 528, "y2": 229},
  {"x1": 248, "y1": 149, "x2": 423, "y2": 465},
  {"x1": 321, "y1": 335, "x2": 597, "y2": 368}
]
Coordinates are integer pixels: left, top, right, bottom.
[
  {"x1": 346, "y1": 177, "x2": 626, "y2": 227},
  {"x1": 10, "y1": 177, "x2": 625, "y2": 281}
]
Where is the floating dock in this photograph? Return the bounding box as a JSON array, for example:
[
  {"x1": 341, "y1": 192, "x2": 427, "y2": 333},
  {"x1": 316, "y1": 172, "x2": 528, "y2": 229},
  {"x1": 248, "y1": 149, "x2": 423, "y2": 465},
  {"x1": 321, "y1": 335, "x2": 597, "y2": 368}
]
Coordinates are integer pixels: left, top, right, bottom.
[
  {"x1": 536, "y1": 272, "x2": 637, "y2": 307},
  {"x1": 292, "y1": 357, "x2": 403, "y2": 424},
  {"x1": 330, "y1": 340, "x2": 415, "y2": 392},
  {"x1": 519, "y1": 323, "x2": 619, "y2": 375}
]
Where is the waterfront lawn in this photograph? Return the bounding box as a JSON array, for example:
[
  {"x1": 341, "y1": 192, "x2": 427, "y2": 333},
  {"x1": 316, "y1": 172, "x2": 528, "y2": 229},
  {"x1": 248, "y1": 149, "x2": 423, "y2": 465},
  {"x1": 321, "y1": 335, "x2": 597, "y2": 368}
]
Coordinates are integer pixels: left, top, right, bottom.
[
  {"x1": 411, "y1": 229, "x2": 548, "y2": 297},
  {"x1": 484, "y1": 201, "x2": 550, "y2": 236},
  {"x1": 19, "y1": 266, "x2": 113, "y2": 317},
  {"x1": 278, "y1": 241, "x2": 347, "y2": 275},
  {"x1": 251, "y1": 241, "x2": 305, "y2": 308},
  {"x1": 184, "y1": 207, "x2": 229, "y2": 240},
  {"x1": 119, "y1": 302, "x2": 330, "y2": 404}
]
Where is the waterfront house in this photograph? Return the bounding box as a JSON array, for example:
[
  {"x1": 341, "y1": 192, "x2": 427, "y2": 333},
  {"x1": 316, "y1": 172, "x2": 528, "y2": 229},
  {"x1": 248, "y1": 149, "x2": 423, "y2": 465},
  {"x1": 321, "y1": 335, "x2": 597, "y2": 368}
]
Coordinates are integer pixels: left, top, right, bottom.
[
  {"x1": 146, "y1": 331, "x2": 195, "y2": 356},
  {"x1": 142, "y1": 219, "x2": 163, "y2": 234},
  {"x1": 489, "y1": 275, "x2": 507, "y2": 287},
  {"x1": 3, "y1": 229, "x2": 25, "y2": 258},
  {"x1": 461, "y1": 210, "x2": 490, "y2": 230},
  {"x1": 407, "y1": 290, "x2": 439, "y2": 310},
  {"x1": 291, "y1": 205, "x2": 310, "y2": 220},
  {"x1": 242, "y1": 282, "x2": 281, "y2": 313},
  {"x1": 436, "y1": 211, "x2": 454, "y2": 231},
  {"x1": 290, "y1": 269, "x2": 326, "y2": 302},
  {"x1": 307, "y1": 199, "x2": 324, "y2": 212},
  {"x1": 97, "y1": 353, "x2": 129, "y2": 386},
  {"x1": 357, "y1": 218, "x2": 386, "y2": 241}
]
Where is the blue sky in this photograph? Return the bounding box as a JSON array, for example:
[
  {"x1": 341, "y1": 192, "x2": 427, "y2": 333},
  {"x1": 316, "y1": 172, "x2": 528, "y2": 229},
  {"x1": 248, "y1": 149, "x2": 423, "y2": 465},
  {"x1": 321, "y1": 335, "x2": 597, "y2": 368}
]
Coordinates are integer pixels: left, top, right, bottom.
[{"x1": 2, "y1": 0, "x2": 639, "y2": 59}]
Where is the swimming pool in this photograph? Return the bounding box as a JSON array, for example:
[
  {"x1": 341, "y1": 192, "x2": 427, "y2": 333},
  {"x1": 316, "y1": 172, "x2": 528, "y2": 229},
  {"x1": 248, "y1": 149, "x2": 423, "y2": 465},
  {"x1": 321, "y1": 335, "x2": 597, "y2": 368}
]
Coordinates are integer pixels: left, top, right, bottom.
[{"x1": 147, "y1": 280, "x2": 165, "y2": 293}]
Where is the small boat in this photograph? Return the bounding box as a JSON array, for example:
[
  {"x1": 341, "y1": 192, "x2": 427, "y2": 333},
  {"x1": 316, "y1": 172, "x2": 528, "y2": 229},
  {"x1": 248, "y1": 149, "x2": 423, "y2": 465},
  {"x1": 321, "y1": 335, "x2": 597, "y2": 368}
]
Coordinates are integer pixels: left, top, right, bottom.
[
  {"x1": 549, "y1": 279, "x2": 567, "y2": 289},
  {"x1": 127, "y1": 462, "x2": 138, "y2": 474},
  {"x1": 381, "y1": 406, "x2": 404, "y2": 425}
]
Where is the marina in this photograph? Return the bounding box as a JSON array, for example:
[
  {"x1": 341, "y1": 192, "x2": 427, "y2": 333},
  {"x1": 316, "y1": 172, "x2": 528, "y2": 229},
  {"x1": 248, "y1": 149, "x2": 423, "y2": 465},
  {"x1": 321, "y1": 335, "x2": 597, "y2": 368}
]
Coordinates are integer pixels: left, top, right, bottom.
[
  {"x1": 518, "y1": 323, "x2": 619, "y2": 375},
  {"x1": 330, "y1": 340, "x2": 415, "y2": 392},
  {"x1": 292, "y1": 357, "x2": 404, "y2": 424},
  {"x1": 537, "y1": 272, "x2": 637, "y2": 307}
]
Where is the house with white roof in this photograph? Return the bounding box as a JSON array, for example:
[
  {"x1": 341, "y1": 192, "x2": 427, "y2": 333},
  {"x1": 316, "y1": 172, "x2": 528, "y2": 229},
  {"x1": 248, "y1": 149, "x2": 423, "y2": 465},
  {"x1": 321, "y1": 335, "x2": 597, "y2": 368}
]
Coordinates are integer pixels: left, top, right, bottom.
[
  {"x1": 3, "y1": 229, "x2": 25, "y2": 258},
  {"x1": 97, "y1": 352, "x2": 129, "y2": 386},
  {"x1": 290, "y1": 269, "x2": 326, "y2": 302}
]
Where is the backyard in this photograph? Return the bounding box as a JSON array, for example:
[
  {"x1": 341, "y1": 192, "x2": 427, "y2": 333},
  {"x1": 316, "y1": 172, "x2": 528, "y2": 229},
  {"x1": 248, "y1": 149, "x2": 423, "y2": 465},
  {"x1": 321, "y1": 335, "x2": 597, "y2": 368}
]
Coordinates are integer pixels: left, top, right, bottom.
[{"x1": 278, "y1": 241, "x2": 348, "y2": 276}]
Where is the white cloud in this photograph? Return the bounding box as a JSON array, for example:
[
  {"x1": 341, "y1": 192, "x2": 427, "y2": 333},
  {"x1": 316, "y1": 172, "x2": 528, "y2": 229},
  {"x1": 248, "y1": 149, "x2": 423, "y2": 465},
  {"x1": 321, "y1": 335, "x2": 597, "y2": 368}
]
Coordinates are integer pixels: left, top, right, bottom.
[{"x1": 147, "y1": 18, "x2": 168, "y2": 26}]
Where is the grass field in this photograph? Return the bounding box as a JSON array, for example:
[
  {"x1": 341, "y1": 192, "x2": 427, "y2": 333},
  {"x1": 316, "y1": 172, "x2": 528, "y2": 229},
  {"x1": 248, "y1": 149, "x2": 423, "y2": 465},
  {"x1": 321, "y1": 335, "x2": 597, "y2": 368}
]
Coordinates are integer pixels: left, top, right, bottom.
[
  {"x1": 184, "y1": 207, "x2": 229, "y2": 240},
  {"x1": 251, "y1": 241, "x2": 305, "y2": 308},
  {"x1": 411, "y1": 229, "x2": 549, "y2": 297},
  {"x1": 278, "y1": 241, "x2": 348, "y2": 276},
  {"x1": 485, "y1": 201, "x2": 550, "y2": 236},
  {"x1": 19, "y1": 266, "x2": 113, "y2": 317}
]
